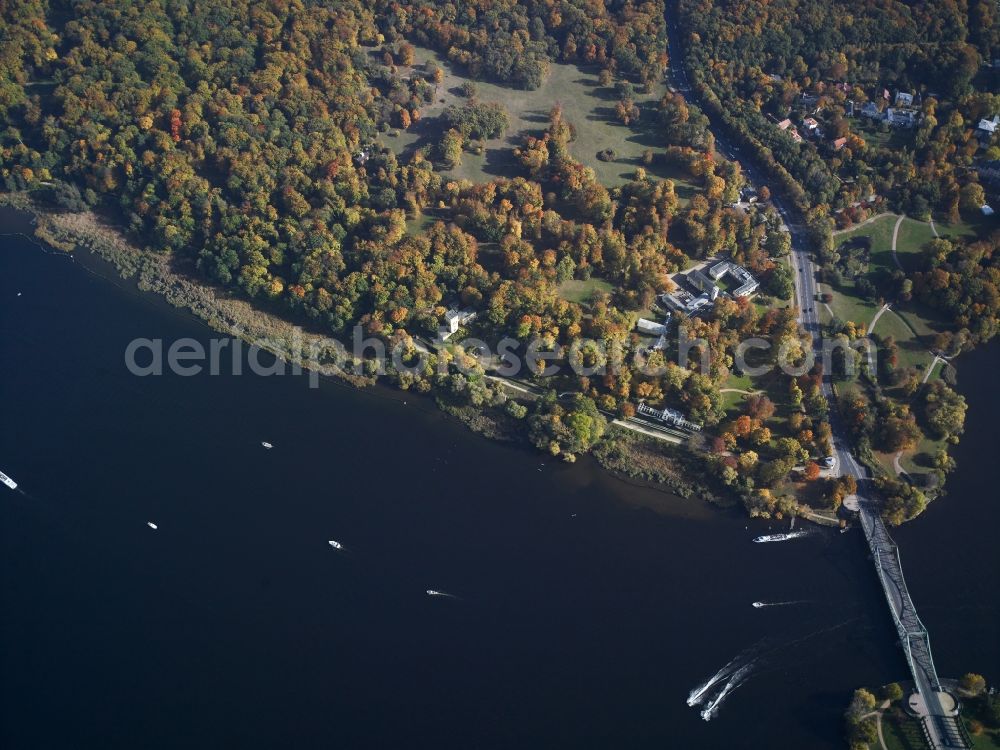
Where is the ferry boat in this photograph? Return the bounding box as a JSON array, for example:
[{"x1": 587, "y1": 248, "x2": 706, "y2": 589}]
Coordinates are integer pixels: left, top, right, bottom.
[
  {"x1": 753, "y1": 531, "x2": 807, "y2": 543},
  {"x1": 147, "y1": 522, "x2": 158, "y2": 530},
  {"x1": 0, "y1": 470, "x2": 17, "y2": 490},
  {"x1": 328, "y1": 540, "x2": 343, "y2": 550}
]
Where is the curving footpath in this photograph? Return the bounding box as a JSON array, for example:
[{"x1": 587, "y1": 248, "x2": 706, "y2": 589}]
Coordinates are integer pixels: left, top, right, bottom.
[{"x1": 891, "y1": 215, "x2": 906, "y2": 270}]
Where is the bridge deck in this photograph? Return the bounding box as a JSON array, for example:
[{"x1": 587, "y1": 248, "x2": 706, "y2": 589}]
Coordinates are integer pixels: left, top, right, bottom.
[{"x1": 859, "y1": 504, "x2": 968, "y2": 749}]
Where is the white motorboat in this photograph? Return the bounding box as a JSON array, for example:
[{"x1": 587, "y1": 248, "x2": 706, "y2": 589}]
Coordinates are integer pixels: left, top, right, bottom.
[{"x1": 0, "y1": 470, "x2": 17, "y2": 490}]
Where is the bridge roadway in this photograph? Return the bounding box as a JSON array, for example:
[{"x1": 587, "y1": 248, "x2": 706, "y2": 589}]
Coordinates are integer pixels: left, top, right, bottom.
[{"x1": 665, "y1": 5, "x2": 969, "y2": 747}]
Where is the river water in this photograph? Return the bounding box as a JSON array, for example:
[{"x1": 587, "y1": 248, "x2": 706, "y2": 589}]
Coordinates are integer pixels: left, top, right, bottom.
[{"x1": 0, "y1": 212, "x2": 996, "y2": 748}]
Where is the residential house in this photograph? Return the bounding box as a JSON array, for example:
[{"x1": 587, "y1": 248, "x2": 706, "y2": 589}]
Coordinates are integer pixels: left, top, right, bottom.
[
  {"x1": 833, "y1": 137, "x2": 848, "y2": 151},
  {"x1": 886, "y1": 108, "x2": 917, "y2": 128},
  {"x1": 860, "y1": 101, "x2": 883, "y2": 120},
  {"x1": 799, "y1": 93, "x2": 820, "y2": 112},
  {"x1": 439, "y1": 308, "x2": 477, "y2": 341},
  {"x1": 895, "y1": 91, "x2": 914, "y2": 107},
  {"x1": 977, "y1": 116, "x2": 999, "y2": 144}
]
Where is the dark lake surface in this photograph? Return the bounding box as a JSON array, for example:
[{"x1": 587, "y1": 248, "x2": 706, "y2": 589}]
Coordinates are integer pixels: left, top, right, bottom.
[{"x1": 1, "y1": 211, "x2": 997, "y2": 748}]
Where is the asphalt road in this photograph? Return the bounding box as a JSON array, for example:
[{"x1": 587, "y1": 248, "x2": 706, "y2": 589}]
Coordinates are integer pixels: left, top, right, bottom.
[
  {"x1": 665, "y1": 11, "x2": 862, "y2": 483},
  {"x1": 664, "y1": 11, "x2": 959, "y2": 747}
]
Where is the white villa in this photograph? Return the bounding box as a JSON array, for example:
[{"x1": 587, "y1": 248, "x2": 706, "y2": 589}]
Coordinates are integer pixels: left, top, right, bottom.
[
  {"x1": 637, "y1": 402, "x2": 702, "y2": 432},
  {"x1": 886, "y1": 107, "x2": 917, "y2": 128},
  {"x1": 440, "y1": 308, "x2": 477, "y2": 341}
]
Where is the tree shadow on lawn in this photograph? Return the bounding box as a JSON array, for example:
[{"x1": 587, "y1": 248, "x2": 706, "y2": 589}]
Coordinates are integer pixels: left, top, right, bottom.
[
  {"x1": 477, "y1": 146, "x2": 520, "y2": 179},
  {"x1": 869, "y1": 247, "x2": 896, "y2": 272},
  {"x1": 520, "y1": 110, "x2": 550, "y2": 124},
  {"x1": 388, "y1": 113, "x2": 448, "y2": 159},
  {"x1": 610, "y1": 154, "x2": 682, "y2": 184},
  {"x1": 585, "y1": 104, "x2": 619, "y2": 122},
  {"x1": 586, "y1": 83, "x2": 619, "y2": 102},
  {"x1": 624, "y1": 126, "x2": 666, "y2": 149},
  {"x1": 895, "y1": 335, "x2": 926, "y2": 359}
]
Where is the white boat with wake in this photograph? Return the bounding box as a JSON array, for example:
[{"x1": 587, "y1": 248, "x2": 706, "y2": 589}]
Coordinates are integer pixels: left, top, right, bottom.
[
  {"x1": 0, "y1": 470, "x2": 17, "y2": 490},
  {"x1": 426, "y1": 590, "x2": 456, "y2": 598},
  {"x1": 328, "y1": 540, "x2": 343, "y2": 550},
  {"x1": 147, "y1": 521, "x2": 158, "y2": 530},
  {"x1": 261, "y1": 441, "x2": 273, "y2": 449},
  {"x1": 753, "y1": 530, "x2": 808, "y2": 543}
]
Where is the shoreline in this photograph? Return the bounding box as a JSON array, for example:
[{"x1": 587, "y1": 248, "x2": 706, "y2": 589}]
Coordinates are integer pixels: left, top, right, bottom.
[{"x1": 0, "y1": 192, "x2": 730, "y2": 512}]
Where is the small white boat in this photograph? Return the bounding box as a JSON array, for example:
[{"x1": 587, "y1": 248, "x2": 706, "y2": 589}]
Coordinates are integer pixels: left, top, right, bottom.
[
  {"x1": 147, "y1": 522, "x2": 158, "y2": 530},
  {"x1": 0, "y1": 470, "x2": 18, "y2": 490},
  {"x1": 328, "y1": 540, "x2": 343, "y2": 550},
  {"x1": 426, "y1": 590, "x2": 446, "y2": 597},
  {"x1": 261, "y1": 441, "x2": 273, "y2": 449},
  {"x1": 752, "y1": 602, "x2": 765, "y2": 608}
]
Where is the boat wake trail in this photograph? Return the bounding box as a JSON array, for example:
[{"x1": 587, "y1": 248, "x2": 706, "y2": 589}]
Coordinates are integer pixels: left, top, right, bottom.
[
  {"x1": 752, "y1": 600, "x2": 810, "y2": 608},
  {"x1": 426, "y1": 589, "x2": 458, "y2": 599},
  {"x1": 700, "y1": 662, "x2": 754, "y2": 721},
  {"x1": 686, "y1": 620, "x2": 860, "y2": 723},
  {"x1": 686, "y1": 641, "x2": 763, "y2": 708},
  {"x1": 687, "y1": 653, "x2": 742, "y2": 706}
]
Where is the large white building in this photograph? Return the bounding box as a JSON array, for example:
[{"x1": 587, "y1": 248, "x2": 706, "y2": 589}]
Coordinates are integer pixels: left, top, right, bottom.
[
  {"x1": 661, "y1": 289, "x2": 713, "y2": 316},
  {"x1": 689, "y1": 269, "x2": 720, "y2": 300},
  {"x1": 709, "y1": 260, "x2": 759, "y2": 297},
  {"x1": 637, "y1": 313, "x2": 672, "y2": 351},
  {"x1": 636, "y1": 317, "x2": 667, "y2": 335}
]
